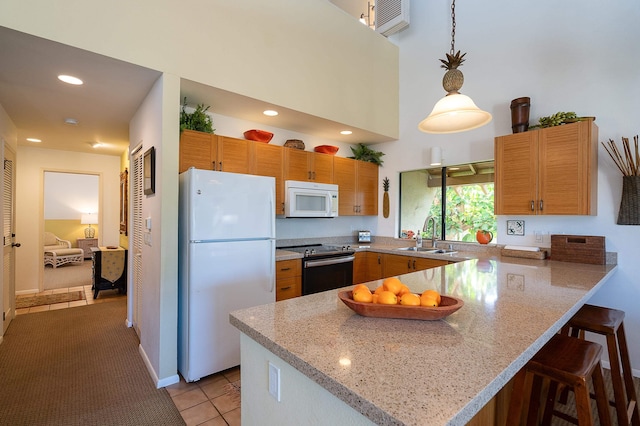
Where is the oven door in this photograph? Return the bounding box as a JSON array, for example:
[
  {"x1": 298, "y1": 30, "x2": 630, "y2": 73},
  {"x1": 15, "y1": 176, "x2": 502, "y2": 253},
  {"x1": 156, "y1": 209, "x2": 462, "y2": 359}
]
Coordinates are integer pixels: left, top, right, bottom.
[{"x1": 302, "y1": 255, "x2": 354, "y2": 295}]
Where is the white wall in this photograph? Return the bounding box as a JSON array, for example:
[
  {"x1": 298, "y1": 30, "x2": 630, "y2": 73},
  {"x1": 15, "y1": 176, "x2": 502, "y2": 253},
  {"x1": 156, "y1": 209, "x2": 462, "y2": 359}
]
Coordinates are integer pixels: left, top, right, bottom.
[
  {"x1": 15, "y1": 146, "x2": 120, "y2": 293},
  {"x1": 378, "y1": 0, "x2": 640, "y2": 370}
]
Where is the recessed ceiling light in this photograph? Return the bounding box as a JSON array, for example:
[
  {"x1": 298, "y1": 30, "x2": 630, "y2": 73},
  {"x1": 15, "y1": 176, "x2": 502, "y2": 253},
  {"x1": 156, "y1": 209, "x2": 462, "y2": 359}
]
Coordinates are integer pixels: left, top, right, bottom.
[
  {"x1": 64, "y1": 118, "x2": 78, "y2": 125},
  {"x1": 89, "y1": 141, "x2": 102, "y2": 148},
  {"x1": 26, "y1": 138, "x2": 42, "y2": 143},
  {"x1": 58, "y1": 74, "x2": 83, "y2": 85},
  {"x1": 263, "y1": 110, "x2": 278, "y2": 117},
  {"x1": 340, "y1": 130, "x2": 353, "y2": 135}
]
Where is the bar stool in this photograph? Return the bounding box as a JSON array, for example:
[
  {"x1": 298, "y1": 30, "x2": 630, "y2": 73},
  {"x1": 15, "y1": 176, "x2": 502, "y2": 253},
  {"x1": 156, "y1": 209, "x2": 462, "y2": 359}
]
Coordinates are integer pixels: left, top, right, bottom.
[
  {"x1": 507, "y1": 333, "x2": 612, "y2": 425},
  {"x1": 561, "y1": 304, "x2": 640, "y2": 426}
]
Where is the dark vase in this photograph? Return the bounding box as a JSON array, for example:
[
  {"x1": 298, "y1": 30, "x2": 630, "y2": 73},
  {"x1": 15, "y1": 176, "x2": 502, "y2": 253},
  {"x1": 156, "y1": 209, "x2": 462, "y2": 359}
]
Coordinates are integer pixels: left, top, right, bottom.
[
  {"x1": 510, "y1": 97, "x2": 531, "y2": 133},
  {"x1": 617, "y1": 176, "x2": 640, "y2": 225}
]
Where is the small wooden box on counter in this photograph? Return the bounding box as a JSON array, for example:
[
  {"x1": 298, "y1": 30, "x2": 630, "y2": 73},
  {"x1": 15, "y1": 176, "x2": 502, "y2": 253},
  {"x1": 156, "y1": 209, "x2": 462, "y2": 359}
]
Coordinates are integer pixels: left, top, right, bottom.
[{"x1": 550, "y1": 235, "x2": 605, "y2": 264}]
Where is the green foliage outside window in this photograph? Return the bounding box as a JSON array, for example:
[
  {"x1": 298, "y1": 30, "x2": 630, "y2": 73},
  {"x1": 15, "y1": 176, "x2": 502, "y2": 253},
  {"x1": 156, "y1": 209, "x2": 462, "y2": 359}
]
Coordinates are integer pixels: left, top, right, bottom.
[{"x1": 424, "y1": 184, "x2": 496, "y2": 241}]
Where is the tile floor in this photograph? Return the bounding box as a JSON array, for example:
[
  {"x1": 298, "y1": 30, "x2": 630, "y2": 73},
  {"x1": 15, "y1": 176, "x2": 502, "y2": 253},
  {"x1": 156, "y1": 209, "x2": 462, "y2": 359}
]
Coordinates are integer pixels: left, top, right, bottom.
[
  {"x1": 167, "y1": 367, "x2": 241, "y2": 426},
  {"x1": 15, "y1": 285, "x2": 126, "y2": 314}
]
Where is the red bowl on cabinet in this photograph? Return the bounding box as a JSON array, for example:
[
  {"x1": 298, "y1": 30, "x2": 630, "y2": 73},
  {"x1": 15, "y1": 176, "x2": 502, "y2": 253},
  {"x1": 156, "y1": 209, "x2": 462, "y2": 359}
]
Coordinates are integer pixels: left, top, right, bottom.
[
  {"x1": 243, "y1": 129, "x2": 274, "y2": 143},
  {"x1": 314, "y1": 145, "x2": 339, "y2": 155}
]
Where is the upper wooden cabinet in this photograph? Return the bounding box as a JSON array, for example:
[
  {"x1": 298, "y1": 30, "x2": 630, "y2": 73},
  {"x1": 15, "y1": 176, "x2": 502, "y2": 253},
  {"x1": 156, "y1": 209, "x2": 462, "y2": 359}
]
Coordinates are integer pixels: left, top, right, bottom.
[
  {"x1": 253, "y1": 143, "x2": 285, "y2": 215},
  {"x1": 284, "y1": 149, "x2": 333, "y2": 184},
  {"x1": 179, "y1": 131, "x2": 251, "y2": 174},
  {"x1": 333, "y1": 157, "x2": 379, "y2": 215},
  {"x1": 495, "y1": 120, "x2": 598, "y2": 215}
]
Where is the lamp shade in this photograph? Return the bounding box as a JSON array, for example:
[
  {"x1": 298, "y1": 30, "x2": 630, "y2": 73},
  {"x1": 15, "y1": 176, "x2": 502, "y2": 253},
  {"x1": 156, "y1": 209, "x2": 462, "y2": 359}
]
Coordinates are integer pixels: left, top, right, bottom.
[
  {"x1": 81, "y1": 213, "x2": 98, "y2": 225},
  {"x1": 419, "y1": 93, "x2": 492, "y2": 134}
]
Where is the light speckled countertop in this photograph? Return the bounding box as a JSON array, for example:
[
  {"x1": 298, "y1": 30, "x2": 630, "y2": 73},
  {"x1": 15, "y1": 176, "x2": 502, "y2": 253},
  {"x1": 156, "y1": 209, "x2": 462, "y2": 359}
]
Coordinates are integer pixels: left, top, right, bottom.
[{"x1": 231, "y1": 256, "x2": 617, "y2": 425}]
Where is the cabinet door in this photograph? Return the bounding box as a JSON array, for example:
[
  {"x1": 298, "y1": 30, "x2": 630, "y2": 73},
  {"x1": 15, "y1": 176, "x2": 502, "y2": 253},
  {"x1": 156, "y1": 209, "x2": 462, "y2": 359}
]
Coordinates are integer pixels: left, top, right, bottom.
[
  {"x1": 382, "y1": 254, "x2": 412, "y2": 278},
  {"x1": 412, "y1": 257, "x2": 448, "y2": 271},
  {"x1": 284, "y1": 149, "x2": 311, "y2": 181},
  {"x1": 356, "y1": 161, "x2": 379, "y2": 215},
  {"x1": 218, "y1": 136, "x2": 251, "y2": 174},
  {"x1": 494, "y1": 131, "x2": 538, "y2": 215},
  {"x1": 311, "y1": 152, "x2": 334, "y2": 183},
  {"x1": 179, "y1": 130, "x2": 216, "y2": 173},
  {"x1": 254, "y1": 143, "x2": 285, "y2": 215},
  {"x1": 538, "y1": 121, "x2": 596, "y2": 215},
  {"x1": 353, "y1": 251, "x2": 382, "y2": 284},
  {"x1": 333, "y1": 157, "x2": 357, "y2": 215}
]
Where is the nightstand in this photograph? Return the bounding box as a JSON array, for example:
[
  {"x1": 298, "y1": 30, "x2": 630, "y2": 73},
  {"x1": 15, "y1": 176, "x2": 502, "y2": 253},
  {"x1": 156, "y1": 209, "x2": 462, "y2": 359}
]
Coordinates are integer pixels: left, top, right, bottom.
[{"x1": 77, "y1": 238, "x2": 98, "y2": 259}]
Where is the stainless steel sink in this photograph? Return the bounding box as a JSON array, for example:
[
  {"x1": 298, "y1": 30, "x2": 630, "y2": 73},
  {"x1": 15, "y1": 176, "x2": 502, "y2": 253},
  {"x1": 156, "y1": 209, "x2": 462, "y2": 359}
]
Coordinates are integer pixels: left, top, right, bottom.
[{"x1": 396, "y1": 247, "x2": 457, "y2": 254}]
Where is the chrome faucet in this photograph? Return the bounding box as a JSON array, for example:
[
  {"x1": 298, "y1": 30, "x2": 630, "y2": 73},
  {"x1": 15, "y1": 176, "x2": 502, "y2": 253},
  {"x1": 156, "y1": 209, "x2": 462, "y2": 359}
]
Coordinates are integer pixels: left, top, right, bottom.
[{"x1": 422, "y1": 216, "x2": 438, "y2": 248}]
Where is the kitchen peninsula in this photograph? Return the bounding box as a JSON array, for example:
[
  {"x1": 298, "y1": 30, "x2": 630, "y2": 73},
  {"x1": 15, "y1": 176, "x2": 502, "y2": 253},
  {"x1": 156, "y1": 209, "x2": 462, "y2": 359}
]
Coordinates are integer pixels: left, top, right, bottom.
[{"x1": 230, "y1": 256, "x2": 616, "y2": 425}]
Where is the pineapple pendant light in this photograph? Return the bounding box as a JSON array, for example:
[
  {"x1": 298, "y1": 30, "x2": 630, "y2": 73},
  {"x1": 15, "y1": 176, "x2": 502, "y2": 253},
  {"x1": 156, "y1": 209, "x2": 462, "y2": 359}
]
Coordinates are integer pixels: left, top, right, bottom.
[{"x1": 418, "y1": 0, "x2": 492, "y2": 134}]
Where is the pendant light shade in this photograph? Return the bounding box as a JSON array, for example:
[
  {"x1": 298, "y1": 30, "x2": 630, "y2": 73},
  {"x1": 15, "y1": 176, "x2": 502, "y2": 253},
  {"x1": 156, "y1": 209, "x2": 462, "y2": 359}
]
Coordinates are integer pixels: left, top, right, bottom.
[{"x1": 419, "y1": 93, "x2": 492, "y2": 134}]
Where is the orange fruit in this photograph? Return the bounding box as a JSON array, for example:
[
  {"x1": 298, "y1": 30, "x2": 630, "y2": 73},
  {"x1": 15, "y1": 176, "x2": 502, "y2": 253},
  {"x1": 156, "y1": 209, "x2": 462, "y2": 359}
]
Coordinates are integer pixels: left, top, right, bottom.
[
  {"x1": 353, "y1": 284, "x2": 369, "y2": 292},
  {"x1": 372, "y1": 294, "x2": 379, "y2": 304},
  {"x1": 352, "y1": 286, "x2": 373, "y2": 303},
  {"x1": 420, "y1": 295, "x2": 439, "y2": 307},
  {"x1": 421, "y1": 289, "x2": 441, "y2": 305},
  {"x1": 399, "y1": 293, "x2": 420, "y2": 306},
  {"x1": 382, "y1": 277, "x2": 403, "y2": 295},
  {"x1": 398, "y1": 285, "x2": 412, "y2": 297},
  {"x1": 377, "y1": 290, "x2": 398, "y2": 305},
  {"x1": 373, "y1": 285, "x2": 385, "y2": 295}
]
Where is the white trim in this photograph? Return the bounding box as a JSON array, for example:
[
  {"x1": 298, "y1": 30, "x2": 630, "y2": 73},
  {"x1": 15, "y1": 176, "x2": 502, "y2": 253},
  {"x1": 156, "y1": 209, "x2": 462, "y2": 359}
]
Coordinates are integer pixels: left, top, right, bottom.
[{"x1": 138, "y1": 343, "x2": 179, "y2": 388}]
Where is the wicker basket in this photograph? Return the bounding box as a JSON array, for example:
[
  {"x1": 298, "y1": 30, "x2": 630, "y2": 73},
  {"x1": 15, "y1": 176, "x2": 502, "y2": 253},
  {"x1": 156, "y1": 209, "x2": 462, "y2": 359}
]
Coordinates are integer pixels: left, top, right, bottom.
[
  {"x1": 284, "y1": 139, "x2": 305, "y2": 150},
  {"x1": 617, "y1": 176, "x2": 640, "y2": 225}
]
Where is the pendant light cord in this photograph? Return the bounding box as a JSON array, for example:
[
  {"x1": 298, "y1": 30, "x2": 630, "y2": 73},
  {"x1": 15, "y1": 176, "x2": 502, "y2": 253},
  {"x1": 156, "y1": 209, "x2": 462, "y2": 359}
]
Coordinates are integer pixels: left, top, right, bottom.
[{"x1": 450, "y1": 0, "x2": 456, "y2": 55}]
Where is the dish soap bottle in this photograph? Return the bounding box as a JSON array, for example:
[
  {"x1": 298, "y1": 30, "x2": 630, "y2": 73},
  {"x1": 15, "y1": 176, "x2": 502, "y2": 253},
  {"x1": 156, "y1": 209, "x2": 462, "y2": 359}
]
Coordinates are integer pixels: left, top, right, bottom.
[{"x1": 416, "y1": 231, "x2": 423, "y2": 248}]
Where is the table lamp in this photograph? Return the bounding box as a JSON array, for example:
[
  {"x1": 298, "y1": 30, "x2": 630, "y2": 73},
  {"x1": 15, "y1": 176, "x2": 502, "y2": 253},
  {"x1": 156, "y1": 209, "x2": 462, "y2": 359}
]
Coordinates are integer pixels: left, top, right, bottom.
[{"x1": 81, "y1": 213, "x2": 97, "y2": 238}]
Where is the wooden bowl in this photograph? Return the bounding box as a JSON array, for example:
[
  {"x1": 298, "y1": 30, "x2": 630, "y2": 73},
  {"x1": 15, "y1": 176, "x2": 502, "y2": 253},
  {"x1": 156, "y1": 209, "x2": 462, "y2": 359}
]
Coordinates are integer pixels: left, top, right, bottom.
[
  {"x1": 314, "y1": 145, "x2": 339, "y2": 155},
  {"x1": 338, "y1": 291, "x2": 464, "y2": 321},
  {"x1": 243, "y1": 129, "x2": 273, "y2": 143}
]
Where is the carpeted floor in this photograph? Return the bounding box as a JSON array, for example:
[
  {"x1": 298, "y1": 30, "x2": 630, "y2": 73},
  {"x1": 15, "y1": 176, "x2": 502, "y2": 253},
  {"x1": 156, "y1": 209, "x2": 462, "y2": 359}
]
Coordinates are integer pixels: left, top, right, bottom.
[
  {"x1": 44, "y1": 261, "x2": 92, "y2": 290},
  {"x1": 0, "y1": 299, "x2": 185, "y2": 425}
]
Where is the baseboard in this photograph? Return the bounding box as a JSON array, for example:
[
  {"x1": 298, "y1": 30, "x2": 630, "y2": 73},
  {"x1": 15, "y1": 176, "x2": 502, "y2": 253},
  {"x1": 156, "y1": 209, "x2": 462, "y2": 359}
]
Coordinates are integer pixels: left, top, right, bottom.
[
  {"x1": 138, "y1": 343, "x2": 179, "y2": 389},
  {"x1": 15, "y1": 289, "x2": 39, "y2": 296}
]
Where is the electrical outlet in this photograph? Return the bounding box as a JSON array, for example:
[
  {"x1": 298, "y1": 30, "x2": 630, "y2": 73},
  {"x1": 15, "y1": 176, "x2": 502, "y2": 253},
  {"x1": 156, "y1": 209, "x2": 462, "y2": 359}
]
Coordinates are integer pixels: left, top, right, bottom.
[
  {"x1": 268, "y1": 362, "x2": 281, "y2": 402},
  {"x1": 534, "y1": 231, "x2": 543, "y2": 243}
]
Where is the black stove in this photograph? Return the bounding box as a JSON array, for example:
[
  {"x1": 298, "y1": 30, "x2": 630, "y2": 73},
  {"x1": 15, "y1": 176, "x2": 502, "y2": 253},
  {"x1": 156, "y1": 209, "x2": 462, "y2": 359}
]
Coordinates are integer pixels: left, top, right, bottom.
[{"x1": 278, "y1": 244, "x2": 354, "y2": 259}]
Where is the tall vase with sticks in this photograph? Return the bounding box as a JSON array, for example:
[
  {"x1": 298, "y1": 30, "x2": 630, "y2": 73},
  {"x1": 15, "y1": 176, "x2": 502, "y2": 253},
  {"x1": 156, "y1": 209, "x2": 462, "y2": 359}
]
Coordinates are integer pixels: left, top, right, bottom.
[{"x1": 602, "y1": 135, "x2": 640, "y2": 225}]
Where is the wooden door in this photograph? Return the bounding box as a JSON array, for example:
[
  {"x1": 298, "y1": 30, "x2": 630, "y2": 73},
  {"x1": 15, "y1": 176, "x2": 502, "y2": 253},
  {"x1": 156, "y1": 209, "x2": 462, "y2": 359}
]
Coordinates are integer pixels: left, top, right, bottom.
[
  {"x1": 2, "y1": 147, "x2": 16, "y2": 334},
  {"x1": 310, "y1": 152, "x2": 334, "y2": 183},
  {"x1": 218, "y1": 136, "x2": 251, "y2": 174},
  {"x1": 494, "y1": 131, "x2": 538, "y2": 215},
  {"x1": 254, "y1": 143, "x2": 284, "y2": 215},
  {"x1": 354, "y1": 251, "x2": 382, "y2": 284},
  {"x1": 333, "y1": 157, "x2": 357, "y2": 215},
  {"x1": 538, "y1": 121, "x2": 595, "y2": 215},
  {"x1": 179, "y1": 130, "x2": 216, "y2": 173},
  {"x1": 131, "y1": 146, "x2": 144, "y2": 337},
  {"x1": 382, "y1": 254, "x2": 412, "y2": 278},
  {"x1": 356, "y1": 161, "x2": 379, "y2": 215},
  {"x1": 284, "y1": 149, "x2": 311, "y2": 181}
]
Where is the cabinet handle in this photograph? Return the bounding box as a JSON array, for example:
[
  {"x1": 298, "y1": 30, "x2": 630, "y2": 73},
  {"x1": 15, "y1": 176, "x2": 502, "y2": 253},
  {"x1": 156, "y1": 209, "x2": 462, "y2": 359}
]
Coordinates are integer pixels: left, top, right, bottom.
[
  {"x1": 407, "y1": 260, "x2": 411, "y2": 269},
  {"x1": 219, "y1": 161, "x2": 223, "y2": 170},
  {"x1": 308, "y1": 171, "x2": 312, "y2": 180},
  {"x1": 280, "y1": 286, "x2": 292, "y2": 291},
  {"x1": 280, "y1": 267, "x2": 291, "y2": 271},
  {"x1": 530, "y1": 200, "x2": 535, "y2": 211},
  {"x1": 212, "y1": 161, "x2": 216, "y2": 171},
  {"x1": 312, "y1": 171, "x2": 316, "y2": 180},
  {"x1": 539, "y1": 200, "x2": 543, "y2": 211},
  {"x1": 412, "y1": 260, "x2": 416, "y2": 270},
  {"x1": 377, "y1": 256, "x2": 381, "y2": 265}
]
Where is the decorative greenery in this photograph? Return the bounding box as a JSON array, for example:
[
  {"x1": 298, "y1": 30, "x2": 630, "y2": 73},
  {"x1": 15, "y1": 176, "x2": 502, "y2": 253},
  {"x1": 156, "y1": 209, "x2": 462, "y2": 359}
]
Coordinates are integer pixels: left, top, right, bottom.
[
  {"x1": 180, "y1": 97, "x2": 215, "y2": 133},
  {"x1": 529, "y1": 111, "x2": 577, "y2": 129},
  {"x1": 349, "y1": 143, "x2": 385, "y2": 166}
]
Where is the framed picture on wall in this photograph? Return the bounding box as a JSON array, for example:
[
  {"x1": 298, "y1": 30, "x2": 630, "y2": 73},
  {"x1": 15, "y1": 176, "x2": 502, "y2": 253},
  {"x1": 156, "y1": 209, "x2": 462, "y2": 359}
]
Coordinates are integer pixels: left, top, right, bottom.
[
  {"x1": 144, "y1": 147, "x2": 155, "y2": 195},
  {"x1": 120, "y1": 169, "x2": 128, "y2": 235}
]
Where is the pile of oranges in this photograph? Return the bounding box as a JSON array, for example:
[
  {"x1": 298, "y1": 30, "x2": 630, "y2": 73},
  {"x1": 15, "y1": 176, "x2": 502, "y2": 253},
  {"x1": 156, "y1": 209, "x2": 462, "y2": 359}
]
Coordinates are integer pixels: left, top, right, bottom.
[{"x1": 352, "y1": 277, "x2": 442, "y2": 307}]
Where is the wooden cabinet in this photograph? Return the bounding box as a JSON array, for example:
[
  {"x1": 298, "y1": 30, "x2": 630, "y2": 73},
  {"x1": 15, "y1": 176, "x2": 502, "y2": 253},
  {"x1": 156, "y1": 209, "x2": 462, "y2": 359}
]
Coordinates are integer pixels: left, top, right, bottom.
[
  {"x1": 495, "y1": 120, "x2": 598, "y2": 215},
  {"x1": 284, "y1": 149, "x2": 333, "y2": 183},
  {"x1": 276, "y1": 259, "x2": 301, "y2": 301},
  {"x1": 381, "y1": 253, "x2": 448, "y2": 278},
  {"x1": 179, "y1": 131, "x2": 251, "y2": 174},
  {"x1": 333, "y1": 157, "x2": 379, "y2": 216},
  {"x1": 90, "y1": 247, "x2": 127, "y2": 299},
  {"x1": 353, "y1": 251, "x2": 382, "y2": 284},
  {"x1": 253, "y1": 142, "x2": 285, "y2": 215},
  {"x1": 77, "y1": 238, "x2": 98, "y2": 259}
]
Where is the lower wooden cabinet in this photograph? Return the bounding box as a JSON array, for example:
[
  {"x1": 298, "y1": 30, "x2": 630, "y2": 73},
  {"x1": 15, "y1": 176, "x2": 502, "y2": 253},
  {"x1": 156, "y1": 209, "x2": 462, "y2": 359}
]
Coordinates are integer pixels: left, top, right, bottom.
[
  {"x1": 382, "y1": 253, "x2": 449, "y2": 278},
  {"x1": 276, "y1": 259, "x2": 301, "y2": 301},
  {"x1": 354, "y1": 251, "x2": 382, "y2": 284}
]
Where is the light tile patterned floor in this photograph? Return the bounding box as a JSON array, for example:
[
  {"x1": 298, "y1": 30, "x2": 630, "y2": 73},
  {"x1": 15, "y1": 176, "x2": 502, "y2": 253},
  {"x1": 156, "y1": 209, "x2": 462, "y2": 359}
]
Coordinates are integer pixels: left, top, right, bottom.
[
  {"x1": 15, "y1": 285, "x2": 126, "y2": 314},
  {"x1": 167, "y1": 367, "x2": 241, "y2": 426}
]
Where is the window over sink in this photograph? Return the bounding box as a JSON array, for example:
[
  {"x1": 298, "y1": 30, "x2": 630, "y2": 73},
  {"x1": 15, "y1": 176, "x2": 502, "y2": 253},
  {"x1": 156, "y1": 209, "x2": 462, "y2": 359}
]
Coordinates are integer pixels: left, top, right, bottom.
[{"x1": 399, "y1": 161, "x2": 497, "y2": 243}]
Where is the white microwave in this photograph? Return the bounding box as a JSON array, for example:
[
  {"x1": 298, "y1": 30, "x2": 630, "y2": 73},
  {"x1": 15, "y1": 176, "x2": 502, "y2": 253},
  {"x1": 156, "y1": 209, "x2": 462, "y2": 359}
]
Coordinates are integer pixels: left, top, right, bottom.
[{"x1": 283, "y1": 180, "x2": 339, "y2": 218}]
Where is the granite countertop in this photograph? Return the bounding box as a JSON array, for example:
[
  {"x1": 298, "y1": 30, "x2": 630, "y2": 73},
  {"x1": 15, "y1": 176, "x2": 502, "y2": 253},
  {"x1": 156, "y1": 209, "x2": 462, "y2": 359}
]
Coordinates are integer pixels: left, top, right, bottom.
[{"x1": 231, "y1": 256, "x2": 617, "y2": 425}]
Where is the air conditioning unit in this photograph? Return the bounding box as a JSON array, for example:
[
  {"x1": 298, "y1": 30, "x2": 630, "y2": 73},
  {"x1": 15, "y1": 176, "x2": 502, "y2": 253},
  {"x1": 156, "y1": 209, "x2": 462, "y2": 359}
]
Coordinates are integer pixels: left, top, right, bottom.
[{"x1": 375, "y1": 0, "x2": 410, "y2": 37}]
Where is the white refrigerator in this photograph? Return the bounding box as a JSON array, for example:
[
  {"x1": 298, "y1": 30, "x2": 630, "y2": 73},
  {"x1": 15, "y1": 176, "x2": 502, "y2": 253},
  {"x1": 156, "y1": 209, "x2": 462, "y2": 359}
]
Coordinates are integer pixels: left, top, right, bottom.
[{"x1": 178, "y1": 168, "x2": 276, "y2": 382}]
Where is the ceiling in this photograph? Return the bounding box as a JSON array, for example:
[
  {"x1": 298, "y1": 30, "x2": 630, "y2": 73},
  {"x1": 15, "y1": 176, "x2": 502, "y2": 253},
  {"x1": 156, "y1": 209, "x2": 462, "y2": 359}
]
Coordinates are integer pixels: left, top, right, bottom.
[{"x1": 0, "y1": 3, "x2": 385, "y2": 157}]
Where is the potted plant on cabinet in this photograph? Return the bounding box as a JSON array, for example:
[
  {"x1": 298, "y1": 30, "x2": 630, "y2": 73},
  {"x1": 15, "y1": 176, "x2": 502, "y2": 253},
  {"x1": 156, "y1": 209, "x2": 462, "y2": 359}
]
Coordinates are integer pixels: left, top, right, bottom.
[{"x1": 180, "y1": 97, "x2": 215, "y2": 133}]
